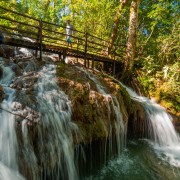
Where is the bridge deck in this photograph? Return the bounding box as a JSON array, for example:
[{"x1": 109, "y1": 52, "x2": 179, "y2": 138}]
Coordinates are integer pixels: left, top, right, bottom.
[{"x1": 0, "y1": 5, "x2": 125, "y2": 73}]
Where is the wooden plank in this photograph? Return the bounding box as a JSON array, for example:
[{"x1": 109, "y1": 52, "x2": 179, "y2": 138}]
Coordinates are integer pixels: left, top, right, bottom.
[
  {"x1": 0, "y1": 24, "x2": 38, "y2": 37},
  {"x1": 0, "y1": 15, "x2": 39, "y2": 29},
  {"x1": 42, "y1": 20, "x2": 84, "y2": 34},
  {"x1": 39, "y1": 20, "x2": 43, "y2": 60},
  {"x1": 42, "y1": 27, "x2": 85, "y2": 42}
]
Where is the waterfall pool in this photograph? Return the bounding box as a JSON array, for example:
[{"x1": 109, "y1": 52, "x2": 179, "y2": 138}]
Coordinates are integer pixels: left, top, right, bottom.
[{"x1": 81, "y1": 138, "x2": 180, "y2": 180}]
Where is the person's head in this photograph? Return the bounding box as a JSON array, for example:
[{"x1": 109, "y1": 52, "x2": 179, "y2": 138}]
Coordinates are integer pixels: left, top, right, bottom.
[{"x1": 67, "y1": 20, "x2": 70, "y2": 25}]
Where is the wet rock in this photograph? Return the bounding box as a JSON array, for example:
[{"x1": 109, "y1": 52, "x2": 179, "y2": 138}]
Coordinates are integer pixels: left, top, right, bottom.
[
  {"x1": 0, "y1": 47, "x2": 4, "y2": 57},
  {"x1": 0, "y1": 85, "x2": 5, "y2": 102},
  {"x1": 128, "y1": 101, "x2": 146, "y2": 137},
  {"x1": 12, "y1": 64, "x2": 22, "y2": 76},
  {"x1": 0, "y1": 45, "x2": 15, "y2": 58},
  {"x1": 171, "y1": 114, "x2": 180, "y2": 132},
  {"x1": 0, "y1": 66, "x2": 3, "y2": 79},
  {"x1": 12, "y1": 72, "x2": 39, "y2": 90}
]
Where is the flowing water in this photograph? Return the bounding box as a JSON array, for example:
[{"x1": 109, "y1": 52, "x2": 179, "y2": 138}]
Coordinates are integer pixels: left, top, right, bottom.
[
  {"x1": 120, "y1": 84, "x2": 180, "y2": 167},
  {"x1": 77, "y1": 67, "x2": 127, "y2": 156},
  {"x1": 80, "y1": 72, "x2": 180, "y2": 180},
  {"x1": 0, "y1": 60, "x2": 81, "y2": 179},
  {"x1": 34, "y1": 64, "x2": 80, "y2": 180},
  {"x1": 0, "y1": 54, "x2": 180, "y2": 180},
  {"x1": 0, "y1": 65, "x2": 24, "y2": 180},
  {"x1": 82, "y1": 139, "x2": 180, "y2": 180}
]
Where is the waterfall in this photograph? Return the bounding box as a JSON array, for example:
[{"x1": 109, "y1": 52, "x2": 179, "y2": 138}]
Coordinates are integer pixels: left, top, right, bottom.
[
  {"x1": 0, "y1": 61, "x2": 81, "y2": 179},
  {"x1": 77, "y1": 67, "x2": 126, "y2": 156},
  {"x1": 21, "y1": 64, "x2": 81, "y2": 180},
  {"x1": 0, "y1": 65, "x2": 24, "y2": 180},
  {"x1": 120, "y1": 83, "x2": 180, "y2": 167}
]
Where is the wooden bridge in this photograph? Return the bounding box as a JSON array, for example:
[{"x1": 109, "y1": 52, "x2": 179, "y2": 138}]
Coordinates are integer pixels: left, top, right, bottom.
[{"x1": 0, "y1": 6, "x2": 125, "y2": 75}]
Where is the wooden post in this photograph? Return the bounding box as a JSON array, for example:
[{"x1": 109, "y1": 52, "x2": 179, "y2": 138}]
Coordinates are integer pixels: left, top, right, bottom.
[
  {"x1": 62, "y1": 49, "x2": 66, "y2": 63},
  {"x1": 77, "y1": 39, "x2": 79, "y2": 63},
  {"x1": 39, "y1": 20, "x2": 43, "y2": 60},
  {"x1": 58, "y1": 53, "x2": 61, "y2": 61},
  {"x1": 92, "y1": 55, "x2": 94, "y2": 71},
  {"x1": 87, "y1": 59, "x2": 89, "y2": 68},
  {"x1": 84, "y1": 32, "x2": 88, "y2": 67}
]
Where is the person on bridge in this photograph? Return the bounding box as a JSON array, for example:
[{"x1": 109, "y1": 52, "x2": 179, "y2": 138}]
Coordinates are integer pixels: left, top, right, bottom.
[{"x1": 66, "y1": 20, "x2": 74, "y2": 48}]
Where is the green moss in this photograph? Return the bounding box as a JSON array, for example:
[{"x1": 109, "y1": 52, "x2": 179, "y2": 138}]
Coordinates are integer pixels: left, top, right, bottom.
[
  {"x1": 151, "y1": 87, "x2": 180, "y2": 115},
  {"x1": 119, "y1": 85, "x2": 132, "y2": 113}
]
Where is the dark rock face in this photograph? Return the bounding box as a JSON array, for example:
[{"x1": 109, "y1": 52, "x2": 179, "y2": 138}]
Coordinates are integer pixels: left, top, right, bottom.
[
  {"x1": 0, "y1": 85, "x2": 4, "y2": 102},
  {"x1": 0, "y1": 45, "x2": 15, "y2": 58},
  {"x1": 127, "y1": 101, "x2": 146, "y2": 138},
  {"x1": 171, "y1": 114, "x2": 180, "y2": 132},
  {"x1": 56, "y1": 64, "x2": 130, "y2": 143},
  {"x1": 0, "y1": 66, "x2": 2, "y2": 79}
]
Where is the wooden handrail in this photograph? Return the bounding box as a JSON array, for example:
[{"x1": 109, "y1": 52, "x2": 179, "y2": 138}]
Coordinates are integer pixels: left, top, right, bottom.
[
  {"x1": 0, "y1": 15, "x2": 39, "y2": 29},
  {"x1": 0, "y1": 5, "x2": 125, "y2": 62},
  {"x1": 0, "y1": 5, "x2": 39, "y2": 22},
  {"x1": 42, "y1": 27, "x2": 85, "y2": 42},
  {"x1": 42, "y1": 20, "x2": 84, "y2": 34},
  {"x1": 0, "y1": 24, "x2": 38, "y2": 37}
]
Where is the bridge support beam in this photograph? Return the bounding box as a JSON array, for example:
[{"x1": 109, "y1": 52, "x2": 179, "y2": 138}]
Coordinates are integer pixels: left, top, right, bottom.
[
  {"x1": 35, "y1": 49, "x2": 38, "y2": 58},
  {"x1": 38, "y1": 20, "x2": 43, "y2": 60},
  {"x1": 62, "y1": 49, "x2": 66, "y2": 63},
  {"x1": 92, "y1": 56, "x2": 94, "y2": 71},
  {"x1": 87, "y1": 59, "x2": 90, "y2": 68},
  {"x1": 58, "y1": 53, "x2": 61, "y2": 61},
  {"x1": 84, "y1": 32, "x2": 87, "y2": 68}
]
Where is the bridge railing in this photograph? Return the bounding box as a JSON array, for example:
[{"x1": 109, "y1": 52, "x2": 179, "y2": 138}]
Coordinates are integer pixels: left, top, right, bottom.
[
  {"x1": 0, "y1": 5, "x2": 125, "y2": 61},
  {"x1": 0, "y1": 6, "x2": 39, "y2": 45}
]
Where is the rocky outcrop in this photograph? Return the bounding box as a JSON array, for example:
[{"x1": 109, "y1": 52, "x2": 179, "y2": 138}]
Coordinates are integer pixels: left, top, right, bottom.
[
  {"x1": 0, "y1": 85, "x2": 4, "y2": 103},
  {"x1": 127, "y1": 101, "x2": 146, "y2": 137},
  {"x1": 56, "y1": 64, "x2": 130, "y2": 143},
  {"x1": 3, "y1": 44, "x2": 175, "y2": 179},
  {"x1": 0, "y1": 65, "x2": 2, "y2": 79}
]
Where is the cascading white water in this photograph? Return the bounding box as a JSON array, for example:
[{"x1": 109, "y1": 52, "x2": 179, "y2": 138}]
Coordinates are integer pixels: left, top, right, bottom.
[
  {"x1": 120, "y1": 83, "x2": 180, "y2": 167},
  {"x1": 0, "y1": 60, "x2": 81, "y2": 179},
  {"x1": 0, "y1": 65, "x2": 24, "y2": 180},
  {"x1": 34, "y1": 64, "x2": 80, "y2": 180},
  {"x1": 77, "y1": 67, "x2": 126, "y2": 156}
]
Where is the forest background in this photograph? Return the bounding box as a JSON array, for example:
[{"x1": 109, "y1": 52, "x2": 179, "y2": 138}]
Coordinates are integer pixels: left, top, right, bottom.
[{"x1": 0, "y1": 0, "x2": 179, "y2": 115}]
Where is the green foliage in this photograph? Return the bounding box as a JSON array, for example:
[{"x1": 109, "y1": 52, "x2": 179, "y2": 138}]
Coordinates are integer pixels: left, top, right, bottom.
[
  {"x1": 0, "y1": 0, "x2": 179, "y2": 114},
  {"x1": 61, "y1": 0, "x2": 119, "y2": 40},
  {"x1": 137, "y1": 6, "x2": 180, "y2": 115}
]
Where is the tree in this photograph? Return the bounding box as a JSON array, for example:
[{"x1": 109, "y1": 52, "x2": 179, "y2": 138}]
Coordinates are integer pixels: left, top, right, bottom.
[
  {"x1": 123, "y1": 0, "x2": 141, "y2": 79},
  {"x1": 108, "y1": 0, "x2": 128, "y2": 54}
]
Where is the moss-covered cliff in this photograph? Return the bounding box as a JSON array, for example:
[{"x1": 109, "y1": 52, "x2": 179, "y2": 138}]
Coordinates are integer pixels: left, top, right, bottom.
[{"x1": 56, "y1": 63, "x2": 132, "y2": 143}]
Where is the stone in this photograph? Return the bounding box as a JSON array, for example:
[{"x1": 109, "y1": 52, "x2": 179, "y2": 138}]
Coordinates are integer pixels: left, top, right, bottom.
[
  {"x1": 0, "y1": 66, "x2": 3, "y2": 79},
  {"x1": 0, "y1": 85, "x2": 5, "y2": 102}
]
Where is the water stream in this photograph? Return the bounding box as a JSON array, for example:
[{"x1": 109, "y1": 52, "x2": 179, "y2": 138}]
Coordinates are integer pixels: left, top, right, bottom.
[
  {"x1": 35, "y1": 64, "x2": 80, "y2": 180},
  {"x1": 80, "y1": 71, "x2": 180, "y2": 179},
  {"x1": 0, "y1": 65, "x2": 24, "y2": 180},
  {"x1": 120, "y1": 83, "x2": 180, "y2": 167},
  {"x1": 0, "y1": 61, "x2": 81, "y2": 180},
  {"x1": 77, "y1": 67, "x2": 127, "y2": 157},
  {"x1": 0, "y1": 56, "x2": 180, "y2": 179}
]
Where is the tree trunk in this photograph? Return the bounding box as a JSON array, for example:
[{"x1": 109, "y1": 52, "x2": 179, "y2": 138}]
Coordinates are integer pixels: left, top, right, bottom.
[
  {"x1": 123, "y1": 0, "x2": 141, "y2": 79},
  {"x1": 108, "y1": 0, "x2": 128, "y2": 54}
]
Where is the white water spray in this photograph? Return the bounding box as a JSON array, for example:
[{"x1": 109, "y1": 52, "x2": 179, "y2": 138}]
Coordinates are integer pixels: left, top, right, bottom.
[
  {"x1": 120, "y1": 83, "x2": 180, "y2": 167},
  {"x1": 0, "y1": 65, "x2": 24, "y2": 180},
  {"x1": 34, "y1": 64, "x2": 80, "y2": 180},
  {"x1": 77, "y1": 67, "x2": 126, "y2": 155}
]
